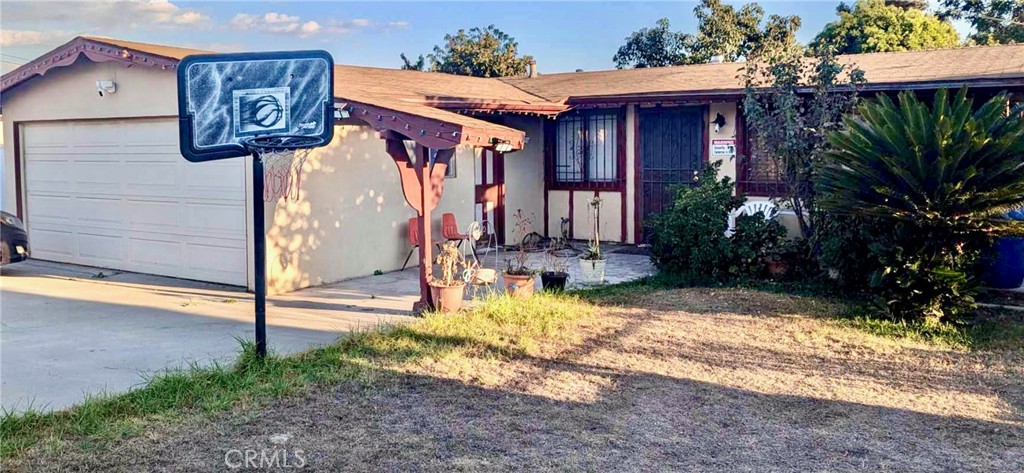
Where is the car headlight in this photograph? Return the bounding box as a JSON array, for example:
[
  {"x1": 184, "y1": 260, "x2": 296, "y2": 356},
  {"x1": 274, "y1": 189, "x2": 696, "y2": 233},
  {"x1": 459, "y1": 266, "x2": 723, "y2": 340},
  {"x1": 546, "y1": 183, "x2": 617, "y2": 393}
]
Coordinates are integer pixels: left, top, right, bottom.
[{"x1": 0, "y1": 213, "x2": 25, "y2": 230}]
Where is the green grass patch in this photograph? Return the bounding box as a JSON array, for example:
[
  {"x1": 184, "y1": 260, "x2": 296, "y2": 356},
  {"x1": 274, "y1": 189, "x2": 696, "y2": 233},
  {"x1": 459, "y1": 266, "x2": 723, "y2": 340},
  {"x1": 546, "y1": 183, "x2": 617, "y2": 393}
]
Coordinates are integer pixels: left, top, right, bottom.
[{"x1": 0, "y1": 293, "x2": 592, "y2": 459}]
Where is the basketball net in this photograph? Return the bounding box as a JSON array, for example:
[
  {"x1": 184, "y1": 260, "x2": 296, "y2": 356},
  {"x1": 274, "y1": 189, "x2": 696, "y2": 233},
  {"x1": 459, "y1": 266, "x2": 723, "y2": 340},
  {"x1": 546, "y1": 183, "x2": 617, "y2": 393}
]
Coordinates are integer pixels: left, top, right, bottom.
[{"x1": 253, "y1": 147, "x2": 313, "y2": 202}]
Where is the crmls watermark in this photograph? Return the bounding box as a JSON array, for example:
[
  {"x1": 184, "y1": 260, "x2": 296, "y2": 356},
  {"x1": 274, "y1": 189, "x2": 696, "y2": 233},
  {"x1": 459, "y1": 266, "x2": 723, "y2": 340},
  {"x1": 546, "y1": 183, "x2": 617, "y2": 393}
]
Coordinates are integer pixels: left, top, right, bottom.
[{"x1": 224, "y1": 448, "x2": 307, "y2": 469}]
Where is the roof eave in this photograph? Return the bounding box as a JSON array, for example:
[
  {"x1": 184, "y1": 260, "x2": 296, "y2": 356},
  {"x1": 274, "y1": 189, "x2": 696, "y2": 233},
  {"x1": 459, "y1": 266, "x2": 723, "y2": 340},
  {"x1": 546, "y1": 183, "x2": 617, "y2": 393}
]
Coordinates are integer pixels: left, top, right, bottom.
[{"x1": 0, "y1": 36, "x2": 180, "y2": 99}]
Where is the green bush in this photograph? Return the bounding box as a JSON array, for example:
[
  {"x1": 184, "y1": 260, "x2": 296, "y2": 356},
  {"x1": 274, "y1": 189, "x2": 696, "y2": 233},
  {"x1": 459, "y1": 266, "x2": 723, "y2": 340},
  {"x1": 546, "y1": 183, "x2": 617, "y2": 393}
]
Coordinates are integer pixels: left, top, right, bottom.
[
  {"x1": 813, "y1": 213, "x2": 891, "y2": 290},
  {"x1": 649, "y1": 162, "x2": 743, "y2": 280},
  {"x1": 650, "y1": 162, "x2": 789, "y2": 281},
  {"x1": 731, "y1": 213, "x2": 787, "y2": 278},
  {"x1": 818, "y1": 89, "x2": 1024, "y2": 322}
]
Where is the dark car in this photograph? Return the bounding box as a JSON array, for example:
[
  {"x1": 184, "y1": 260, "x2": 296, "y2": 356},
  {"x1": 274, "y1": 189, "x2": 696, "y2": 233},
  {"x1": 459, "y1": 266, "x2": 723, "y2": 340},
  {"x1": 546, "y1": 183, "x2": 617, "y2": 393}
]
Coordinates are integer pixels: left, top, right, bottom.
[{"x1": 1, "y1": 211, "x2": 30, "y2": 265}]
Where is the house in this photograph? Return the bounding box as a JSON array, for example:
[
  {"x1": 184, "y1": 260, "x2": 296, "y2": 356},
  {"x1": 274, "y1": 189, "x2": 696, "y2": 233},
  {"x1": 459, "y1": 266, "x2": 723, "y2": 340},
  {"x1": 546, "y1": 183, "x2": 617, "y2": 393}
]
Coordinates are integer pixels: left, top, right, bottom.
[{"x1": 3, "y1": 36, "x2": 1022, "y2": 293}]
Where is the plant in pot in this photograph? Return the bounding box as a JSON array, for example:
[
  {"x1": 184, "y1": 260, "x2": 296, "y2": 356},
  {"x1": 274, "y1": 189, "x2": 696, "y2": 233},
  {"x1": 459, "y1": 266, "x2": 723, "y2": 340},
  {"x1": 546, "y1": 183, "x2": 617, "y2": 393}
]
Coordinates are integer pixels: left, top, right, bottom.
[
  {"x1": 428, "y1": 241, "x2": 466, "y2": 313},
  {"x1": 579, "y1": 196, "x2": 607, "y2": 284},
  {"x1": 541, "y1": 251, "x2": 570, "y2": 292},
  {"x1": 503, "y1": 209, "x2": 537, "y2": 297}
]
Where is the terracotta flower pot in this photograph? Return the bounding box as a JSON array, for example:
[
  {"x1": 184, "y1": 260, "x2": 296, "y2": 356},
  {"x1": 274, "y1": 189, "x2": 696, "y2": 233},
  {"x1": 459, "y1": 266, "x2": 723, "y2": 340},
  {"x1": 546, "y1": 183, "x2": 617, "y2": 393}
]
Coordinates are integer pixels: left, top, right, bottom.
[
  {"x1": 767, "y1": 259, "x2": 789, "y2": 278},
  {"x1": 503, "y1": 273, "x2": 536, "y2": 297},
  {"x1": 428, "y1": 282, "x2": 466, "y2": 313}
]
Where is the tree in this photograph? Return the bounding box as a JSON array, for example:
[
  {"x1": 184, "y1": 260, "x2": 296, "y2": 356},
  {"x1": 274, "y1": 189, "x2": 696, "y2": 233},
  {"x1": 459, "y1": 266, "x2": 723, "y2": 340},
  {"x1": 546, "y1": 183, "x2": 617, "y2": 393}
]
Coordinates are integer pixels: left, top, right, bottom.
[
  {"x1": 741, "y1": 47, "x2": 866, "y2": 241},
  {"x1": 400, "y1": 53, "x2": 425, "y2": 71},
  {"x1": 940, "y1": 0, "x2": 1024, "y2": 45},
  {"x1": 613, "y1": 0, "x2": 800, "y2": 69},
  {"x1": 818, "y1": 89, "x2": 1024, "y2": 321},
  {"x1": 399, "y1": 25, "x2": 533, "y2": 77},
  {"x1": 612, "y1": 18, "x2": 691, "y2": 68},
  {"x1": 812, "y1": 0, "x2": 961, "y2": 54}
]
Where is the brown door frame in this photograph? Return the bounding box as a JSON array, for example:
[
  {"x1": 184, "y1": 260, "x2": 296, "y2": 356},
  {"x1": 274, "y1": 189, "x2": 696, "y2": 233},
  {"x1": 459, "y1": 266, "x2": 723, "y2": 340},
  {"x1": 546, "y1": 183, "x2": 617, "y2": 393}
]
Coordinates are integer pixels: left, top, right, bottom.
[
  {"x1": 475, "y1": 149, "x2": 506, "y2": 244},
  {"x1": 634, "y1": 104, "x2": 709, "y2": 242}
]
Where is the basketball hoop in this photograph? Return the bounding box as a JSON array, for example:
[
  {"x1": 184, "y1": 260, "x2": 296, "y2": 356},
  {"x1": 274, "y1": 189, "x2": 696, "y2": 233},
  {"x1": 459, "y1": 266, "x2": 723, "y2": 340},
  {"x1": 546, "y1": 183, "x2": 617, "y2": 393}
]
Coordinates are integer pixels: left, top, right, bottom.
[{"x1": 244, "y1": 135, "x2": 325, "y2": 202}]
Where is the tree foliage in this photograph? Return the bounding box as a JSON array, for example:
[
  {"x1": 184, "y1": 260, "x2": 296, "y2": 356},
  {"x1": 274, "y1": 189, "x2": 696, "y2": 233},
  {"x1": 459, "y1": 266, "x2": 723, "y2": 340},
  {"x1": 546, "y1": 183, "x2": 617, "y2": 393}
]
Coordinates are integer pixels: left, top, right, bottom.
[
  {"x1": 613, "y1": 0, "x2": 800, "y2": 68},
  {"x1": 399, "y1": 25, "x2": 533, "y2": 77},
  {"x1": 818, "y1": 89, "x2": 1024, "y2": 321},
  {"x1": 940, "y1": 0, "x2": 1024, "y2": 45},
  {"x1": 741, "y1": 47, "x2": 865, "y2": 240},
  {"x1": 812, "y1": 0, "x2": 961, "y2": 54}
]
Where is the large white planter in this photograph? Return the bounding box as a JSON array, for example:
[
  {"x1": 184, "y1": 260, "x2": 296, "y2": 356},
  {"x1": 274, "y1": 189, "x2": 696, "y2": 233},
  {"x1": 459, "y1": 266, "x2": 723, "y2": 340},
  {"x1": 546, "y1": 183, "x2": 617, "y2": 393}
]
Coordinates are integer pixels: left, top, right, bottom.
[{"x1": 579, "y1": 258, "x2": 607, "y2": 284}]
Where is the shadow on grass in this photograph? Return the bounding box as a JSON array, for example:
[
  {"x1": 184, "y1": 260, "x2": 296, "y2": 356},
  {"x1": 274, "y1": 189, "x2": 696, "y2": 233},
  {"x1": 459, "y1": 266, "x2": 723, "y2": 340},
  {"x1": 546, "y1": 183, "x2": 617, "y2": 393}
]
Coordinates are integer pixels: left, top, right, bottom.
[
  {"x1": 0, "y1": 293, "x2": 589, "y2": 459},
  {"x1": 25, "y1": 354, "x2": 1024, "y2": 472}
]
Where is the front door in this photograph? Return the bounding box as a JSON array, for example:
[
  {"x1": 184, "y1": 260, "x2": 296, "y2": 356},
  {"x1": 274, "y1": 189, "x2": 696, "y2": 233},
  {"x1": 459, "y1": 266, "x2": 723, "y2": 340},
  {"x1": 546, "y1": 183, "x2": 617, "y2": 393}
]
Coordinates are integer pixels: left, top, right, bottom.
[
  {"x1": 638, "y1": 106, "x2": 706, "y2": 241},
  {"x1": 475, "y1": 149, "x2": 505, "y2": 244}
]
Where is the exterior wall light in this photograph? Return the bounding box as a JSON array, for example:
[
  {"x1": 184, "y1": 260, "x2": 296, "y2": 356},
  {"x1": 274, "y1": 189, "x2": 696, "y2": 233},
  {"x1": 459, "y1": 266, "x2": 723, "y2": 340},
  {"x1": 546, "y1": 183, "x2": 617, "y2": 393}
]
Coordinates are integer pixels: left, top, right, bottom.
[{"x1": 712, "y1": 113, "x2": 727, "y2": 133}]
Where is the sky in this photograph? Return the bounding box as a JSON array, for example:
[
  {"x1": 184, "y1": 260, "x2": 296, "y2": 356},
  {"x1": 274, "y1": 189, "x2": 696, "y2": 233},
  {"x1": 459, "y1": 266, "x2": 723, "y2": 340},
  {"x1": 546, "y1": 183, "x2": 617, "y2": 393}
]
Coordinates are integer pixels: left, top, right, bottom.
[{"x1": 0, "y1": 1, "x2": 975, "y2": 75}]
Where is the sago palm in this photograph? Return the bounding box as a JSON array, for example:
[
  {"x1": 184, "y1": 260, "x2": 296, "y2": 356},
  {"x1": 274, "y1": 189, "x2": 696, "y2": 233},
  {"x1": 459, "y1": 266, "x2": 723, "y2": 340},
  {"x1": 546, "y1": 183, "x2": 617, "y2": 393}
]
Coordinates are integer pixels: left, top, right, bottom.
[{"x1": 817, "y1": 88, "x2": 1024, "y2": 321}]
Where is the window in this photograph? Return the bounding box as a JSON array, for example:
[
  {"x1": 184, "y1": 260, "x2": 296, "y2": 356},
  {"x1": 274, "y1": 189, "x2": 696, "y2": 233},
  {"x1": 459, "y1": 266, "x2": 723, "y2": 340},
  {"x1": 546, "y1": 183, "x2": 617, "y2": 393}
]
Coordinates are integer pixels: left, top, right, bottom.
[
  {"x1": 553, "y1": 111, "x2": 619, "y2": 186},
  {"x1": 738, "y1": 127, "x2": 786, "y2": 197}
]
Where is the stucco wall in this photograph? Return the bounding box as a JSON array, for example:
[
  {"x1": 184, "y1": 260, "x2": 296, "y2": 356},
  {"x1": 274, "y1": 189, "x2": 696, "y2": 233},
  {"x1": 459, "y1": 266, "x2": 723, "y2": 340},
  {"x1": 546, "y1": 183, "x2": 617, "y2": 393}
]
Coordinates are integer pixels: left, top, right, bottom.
[
  {"x1": 708, "y1": 102, "x2": 739, "y2": 182},
  {"x1": 499, "y1": 116, "x2": 545, "y2": 239},
  {"x1": 1, "y1": 58, "x2": 180, "y2": 215},
  {"x1": 264, "y1": 125, "x2": 479, "y2": 294}
]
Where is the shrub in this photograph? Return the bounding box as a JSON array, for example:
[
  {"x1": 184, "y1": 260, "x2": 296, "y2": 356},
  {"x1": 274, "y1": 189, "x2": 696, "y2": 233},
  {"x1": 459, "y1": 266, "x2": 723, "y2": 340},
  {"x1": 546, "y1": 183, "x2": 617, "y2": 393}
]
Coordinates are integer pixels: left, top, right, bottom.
[
  {"x1": 818, "y1": 89, "x2": 1024, "y2": 322},
  {"x1": 813, "y1": 213, "x2": 892, "y2": 290},
  {"x1": 649, "y1": 161, "x2": 743, "y2": 280},
  {"x1": 731, "y1": 213, "x2": 788, "y2": 278}
]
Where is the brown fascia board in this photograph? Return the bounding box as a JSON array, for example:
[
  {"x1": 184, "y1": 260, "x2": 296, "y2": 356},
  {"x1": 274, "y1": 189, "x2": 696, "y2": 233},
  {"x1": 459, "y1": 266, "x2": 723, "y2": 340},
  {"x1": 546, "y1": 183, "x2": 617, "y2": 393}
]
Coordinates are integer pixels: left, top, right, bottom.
[
  {"x1": 563, "y1": 77, "x2": 1024, "y2": 107},
  {"x1": 0, "y1": 37, "x2": 181, "y2": 102}
]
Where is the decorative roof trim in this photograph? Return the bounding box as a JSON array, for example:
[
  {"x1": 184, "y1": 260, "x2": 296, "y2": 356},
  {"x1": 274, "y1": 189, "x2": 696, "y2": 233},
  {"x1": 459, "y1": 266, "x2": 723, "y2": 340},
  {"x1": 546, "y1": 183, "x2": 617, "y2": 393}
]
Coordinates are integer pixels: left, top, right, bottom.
[
  {"x1": 339, "y1": 99, "x2": 525, "y2": 151},
  {"x1": 0, "y1": 37, "x2": 180, "y2": 97}
]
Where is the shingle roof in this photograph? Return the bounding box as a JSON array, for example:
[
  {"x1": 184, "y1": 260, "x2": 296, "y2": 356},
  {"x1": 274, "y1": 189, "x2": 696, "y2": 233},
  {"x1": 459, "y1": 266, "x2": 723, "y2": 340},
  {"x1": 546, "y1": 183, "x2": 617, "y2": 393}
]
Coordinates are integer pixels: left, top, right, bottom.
[
  {"x1": 502, "y1": 44, "x2": 1024, "y2": 102},
  {"x1": 4, "y1": 36, "x2": 1024, "y2": 113}
]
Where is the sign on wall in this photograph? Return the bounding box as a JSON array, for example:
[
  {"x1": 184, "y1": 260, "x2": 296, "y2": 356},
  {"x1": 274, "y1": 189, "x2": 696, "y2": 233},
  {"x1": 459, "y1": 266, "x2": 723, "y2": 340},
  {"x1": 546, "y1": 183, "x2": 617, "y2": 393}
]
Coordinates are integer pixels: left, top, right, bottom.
[{"x1": 711, "y1": 139, "x2": 736, "y2": 157}]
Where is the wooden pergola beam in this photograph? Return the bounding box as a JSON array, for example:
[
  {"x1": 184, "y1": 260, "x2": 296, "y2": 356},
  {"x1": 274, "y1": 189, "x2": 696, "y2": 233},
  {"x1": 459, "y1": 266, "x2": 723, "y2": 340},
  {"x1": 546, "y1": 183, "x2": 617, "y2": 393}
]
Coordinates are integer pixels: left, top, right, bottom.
[{"x1": 341, "y1": 100, "x2": 526, "y2": 151}]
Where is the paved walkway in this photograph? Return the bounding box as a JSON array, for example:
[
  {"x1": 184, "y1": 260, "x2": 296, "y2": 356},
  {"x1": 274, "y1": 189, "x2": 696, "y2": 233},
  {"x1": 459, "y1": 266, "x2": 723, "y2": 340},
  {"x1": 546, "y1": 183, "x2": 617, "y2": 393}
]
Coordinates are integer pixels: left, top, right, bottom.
[{"x1": 1, "y1": 252, "x2": 652, "y2": 412}]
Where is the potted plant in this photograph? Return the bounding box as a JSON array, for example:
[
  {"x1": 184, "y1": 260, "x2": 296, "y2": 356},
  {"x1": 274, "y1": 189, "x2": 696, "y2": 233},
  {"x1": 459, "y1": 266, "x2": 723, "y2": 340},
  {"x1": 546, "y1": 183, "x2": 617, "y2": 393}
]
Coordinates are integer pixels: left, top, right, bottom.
[
  {"x1": 503, "y1": 209, "x2": 537, "y2": 297},
  {"x1": 766, "y1": 253, "x2": 788, "y2": 278},
  {"x1": 541, "y1": 251, "x2": 569, "y2": 292},
  {"x1": 428, "y1": 241, "x2": 466, "y2": 312},
  {"x1": 579, "y1": 196, "x2": 607, "y2": 284}
]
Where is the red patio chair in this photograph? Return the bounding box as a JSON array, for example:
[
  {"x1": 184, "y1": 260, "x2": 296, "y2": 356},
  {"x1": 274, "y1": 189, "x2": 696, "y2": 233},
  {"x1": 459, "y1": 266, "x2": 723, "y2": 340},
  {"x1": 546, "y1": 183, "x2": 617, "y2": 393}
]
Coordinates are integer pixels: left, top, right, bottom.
[
  {"x1": 402, "y1": 217, "x2": 443, "y2": 270},
  {"x1": 442, "y1": 213, "x2": 478, "y2": 261}
]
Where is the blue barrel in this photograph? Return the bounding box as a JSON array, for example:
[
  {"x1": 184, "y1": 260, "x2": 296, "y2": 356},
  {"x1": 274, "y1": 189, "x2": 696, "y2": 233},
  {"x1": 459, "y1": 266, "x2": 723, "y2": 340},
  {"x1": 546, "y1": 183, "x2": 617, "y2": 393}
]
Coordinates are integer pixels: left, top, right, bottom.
[{"x1": 981, "y1": 210, "x2": 1024, "y2": 289}]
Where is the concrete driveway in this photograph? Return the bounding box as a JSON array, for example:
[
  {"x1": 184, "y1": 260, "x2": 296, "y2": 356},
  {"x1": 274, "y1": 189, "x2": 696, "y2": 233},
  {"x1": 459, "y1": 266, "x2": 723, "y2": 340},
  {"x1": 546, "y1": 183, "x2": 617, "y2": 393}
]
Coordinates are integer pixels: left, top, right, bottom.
[{"x1": 1, "y1": 261, "x2": 416, "y2": 412}]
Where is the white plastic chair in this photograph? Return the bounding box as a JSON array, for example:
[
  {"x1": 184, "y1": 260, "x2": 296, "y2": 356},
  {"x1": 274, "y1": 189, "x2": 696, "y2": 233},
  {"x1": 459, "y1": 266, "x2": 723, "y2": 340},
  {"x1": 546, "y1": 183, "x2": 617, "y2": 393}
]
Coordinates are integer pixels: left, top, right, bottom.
[{"x1": 725, "y1": 201, "x2": 779, "y2": 237}]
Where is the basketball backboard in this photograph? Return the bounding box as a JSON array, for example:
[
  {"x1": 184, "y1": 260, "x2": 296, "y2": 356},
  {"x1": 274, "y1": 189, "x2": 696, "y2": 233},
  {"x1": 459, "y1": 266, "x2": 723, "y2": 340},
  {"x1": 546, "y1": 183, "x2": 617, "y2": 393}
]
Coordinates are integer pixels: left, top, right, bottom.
[{"x1": 177, "y1": 50, "x2": 334, "y2": 162}]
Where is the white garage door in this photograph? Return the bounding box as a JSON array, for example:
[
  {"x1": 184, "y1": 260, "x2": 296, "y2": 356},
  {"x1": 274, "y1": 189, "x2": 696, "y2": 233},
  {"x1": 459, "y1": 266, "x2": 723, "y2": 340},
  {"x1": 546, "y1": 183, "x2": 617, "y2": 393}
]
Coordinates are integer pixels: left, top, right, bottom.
[{"x1": 23, "y1": 118, "x2": 248, "y2": 285}]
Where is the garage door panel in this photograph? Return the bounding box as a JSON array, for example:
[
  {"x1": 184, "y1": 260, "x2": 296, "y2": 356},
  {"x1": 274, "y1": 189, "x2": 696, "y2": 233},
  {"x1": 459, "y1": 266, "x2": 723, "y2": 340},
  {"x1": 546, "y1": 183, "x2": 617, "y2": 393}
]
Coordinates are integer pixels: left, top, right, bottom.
[
  {"x1": 124, "y1": 162, "x2": 181, "y2": 195},
  {"x1": 26, "y1": 194, "x2": 73, "y2": 222},
  {"x1": 188, "y1": 244, "x2": 246, "y2": 277},
  {"x1": 26, "y1": 227, "x2": 74, "y2": 259},
  {"x1": 74, "y1": 162, "x2": 125, "y2": 193},
  {"x1": 77, "y1": 233, "x2": 125, "y2": 262},
  {"x1": 129, "y1": 237, "x2": 183, "y2": 269},
  {"x1": 126, "y1": 199, "x2": 180, "y2": 229},
  {"x1": 23, "y1": 122, "x2": 71, "y2": 148},
  {"x1": 184, "y1": 163, "x2": 245, "y2": 199},
  {"x1": 187, "y1": 203, "x2": 246, "y2": 236},
  {"x1": 72, "y1": 122, "x2": 122, "y2": 146},
  {"x1": 74, "y1": 197, "x2": 123, "y2": 225},
  {"x1": 25, "y1": 119, "x2": 248, "y2": 286}
]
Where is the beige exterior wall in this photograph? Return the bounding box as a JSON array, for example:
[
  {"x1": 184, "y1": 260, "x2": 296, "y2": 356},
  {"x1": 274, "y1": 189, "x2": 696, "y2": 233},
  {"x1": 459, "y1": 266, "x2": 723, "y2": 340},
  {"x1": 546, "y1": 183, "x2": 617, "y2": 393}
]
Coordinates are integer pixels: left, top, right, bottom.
[
  {"x1": 708, "y1": 102, "x2": 739, "y2": 183},
  {"x1": 265, "y1": 125, "x2": 479, "y2": 294},
  {"x1": 499, "y1": 116, "x2": 545, "y2": 239},
  {"x1": 542, "y1": 189, "x2": 624, "y2": 243},
  {"x1": 2, "y1": 58, "x2": 181, "y2": 215}
]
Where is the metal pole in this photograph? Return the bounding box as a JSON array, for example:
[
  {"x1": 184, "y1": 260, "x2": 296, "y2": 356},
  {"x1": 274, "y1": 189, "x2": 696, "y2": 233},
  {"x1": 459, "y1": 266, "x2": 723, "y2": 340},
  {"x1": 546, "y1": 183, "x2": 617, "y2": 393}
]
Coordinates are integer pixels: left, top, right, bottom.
[{"x1": 252, "y1": 153, "x2": 267, "y2": 358}]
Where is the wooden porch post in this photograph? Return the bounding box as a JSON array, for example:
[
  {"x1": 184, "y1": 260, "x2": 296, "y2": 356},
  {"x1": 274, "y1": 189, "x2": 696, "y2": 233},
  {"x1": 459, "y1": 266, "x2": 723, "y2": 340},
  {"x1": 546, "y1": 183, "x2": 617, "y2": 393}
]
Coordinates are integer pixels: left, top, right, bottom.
[{"x1": 415, "y1": 145, "x2": 434, "y2": 311}]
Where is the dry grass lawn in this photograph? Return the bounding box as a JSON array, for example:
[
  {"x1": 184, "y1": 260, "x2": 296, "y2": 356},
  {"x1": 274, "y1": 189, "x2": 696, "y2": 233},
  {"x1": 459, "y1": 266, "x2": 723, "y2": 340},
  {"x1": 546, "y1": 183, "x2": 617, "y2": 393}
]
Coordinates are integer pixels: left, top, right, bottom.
[{"x1": 9, "y1": 288, "x2": 1024, "y2": 472}]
